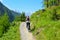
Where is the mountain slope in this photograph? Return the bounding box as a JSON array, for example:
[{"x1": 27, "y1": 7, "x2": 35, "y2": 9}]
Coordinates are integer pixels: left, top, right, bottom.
[
  {"x1": 31, "y1": 6, "x2": 60, "y2": 40},
  {"x1": 0, "y1": 2, "x2": 20, "y2": 22}
]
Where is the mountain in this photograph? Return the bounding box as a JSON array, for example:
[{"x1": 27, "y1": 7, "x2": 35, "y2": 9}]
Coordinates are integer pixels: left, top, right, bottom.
[{"x1": 0, "y1": 2, "x2": 20, "y2": 22}]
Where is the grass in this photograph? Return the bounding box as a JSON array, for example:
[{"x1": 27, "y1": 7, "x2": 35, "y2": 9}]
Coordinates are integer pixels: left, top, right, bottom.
[
  {"x1": 30, "y1": 6, "x2": 60, "y2": 40},
  {"x1": 0, "y1": 21, "x2": 21, "y2": 40}
]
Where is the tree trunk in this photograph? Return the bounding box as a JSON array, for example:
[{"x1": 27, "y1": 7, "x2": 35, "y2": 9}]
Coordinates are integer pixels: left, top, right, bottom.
[
  {"x1": 58, "y1": 0, "x2": 60, "y2": 5},
  {"x1": 47, "y1": 0, "x2": 49, "y2": 8}
]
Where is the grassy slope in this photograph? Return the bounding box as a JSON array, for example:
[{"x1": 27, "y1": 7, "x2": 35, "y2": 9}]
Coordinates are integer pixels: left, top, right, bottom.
[
  {"x1": 0, "y1": 21, "x2": 21, "y2": 40},
  {"x1": 31, "y1": 6, "x2": 60, "y2": 40}
]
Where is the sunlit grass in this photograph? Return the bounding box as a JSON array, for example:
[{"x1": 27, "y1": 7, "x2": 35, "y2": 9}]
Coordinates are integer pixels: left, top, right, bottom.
[{"x1": 31, "y1": 6, "x2": 60, "y2": 40}]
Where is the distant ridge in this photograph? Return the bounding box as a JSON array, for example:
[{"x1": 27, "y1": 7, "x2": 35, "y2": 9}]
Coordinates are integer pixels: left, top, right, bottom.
[{"x1": 0, "y1": 2, "x2": 20, "y2": 22}]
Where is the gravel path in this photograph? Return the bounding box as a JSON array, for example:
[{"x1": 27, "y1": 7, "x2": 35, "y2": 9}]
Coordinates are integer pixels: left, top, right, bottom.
[{"x1": 20, "y1": 22, "x2": 36, "y2": 40}]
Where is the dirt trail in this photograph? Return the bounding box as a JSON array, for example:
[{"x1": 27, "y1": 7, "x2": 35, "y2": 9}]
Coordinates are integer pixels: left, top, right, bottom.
[{"x1": 20, "y1": 22, "x2": 36, "y2": 40}]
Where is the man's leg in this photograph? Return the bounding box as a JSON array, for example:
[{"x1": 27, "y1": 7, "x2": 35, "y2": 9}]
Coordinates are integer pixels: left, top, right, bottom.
[
  {"x1": 26, "y1": 22, "x2": 28, "y2": 28},
  {"x1": 27, "y1": 22, "x2": 29, "y2": 30},
  {"x1": 28, "y1": 23, "x2": 30, "y2": 30}
]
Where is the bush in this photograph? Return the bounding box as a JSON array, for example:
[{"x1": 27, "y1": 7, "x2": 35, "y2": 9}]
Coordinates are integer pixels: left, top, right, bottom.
[
  {"x1": 0, "y1": 22, "x2": 20, "y2": 40},
  {"x1": 0, "y1": 13, "x2": 10, "y2": 37},
  {"x1": 20, "y1": 12, "x2": 26, "y2": 22},
  {"x1": 0, "y1": 26, "x2": 4, "y2": 37}
]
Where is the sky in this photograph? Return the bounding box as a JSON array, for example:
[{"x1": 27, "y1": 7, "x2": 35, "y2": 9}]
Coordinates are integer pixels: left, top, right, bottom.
[{"x1": 0, "y1": 0, "x2": 44, "y2": 16}]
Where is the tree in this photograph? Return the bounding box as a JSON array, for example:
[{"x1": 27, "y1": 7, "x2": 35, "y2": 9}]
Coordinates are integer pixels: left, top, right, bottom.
[
  {"x1": 44, "y1": 0, "x2": 60, "y2": 8},
  {"x1": 44, "y1": 0, "x2": 49, "y2": 8},
  {"x1": 20, "y1": 12, "x2": 26, "y2": 21},
  {"x1": 2, "y1": 13, "x2": 10, "y2": 31},
  {"x1": 14, "y1": 14, "x2": 21, "y2": 21},
  {"x1": 58, "y1": 0, "x2": 60, "y2": 5},
  {"x1": 0, "y1": 13, "x2": 10, "y2": 37}
]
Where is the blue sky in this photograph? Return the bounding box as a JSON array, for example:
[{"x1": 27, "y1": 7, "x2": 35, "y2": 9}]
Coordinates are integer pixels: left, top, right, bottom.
[{"x1": 0, "y1": 0, "x2": 44, "y2": 16}]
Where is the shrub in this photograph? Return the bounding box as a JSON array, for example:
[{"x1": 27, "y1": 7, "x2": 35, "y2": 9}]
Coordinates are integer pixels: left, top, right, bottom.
[{"x1": 0, "y1": 13, "x2": 10, "y2": 37}]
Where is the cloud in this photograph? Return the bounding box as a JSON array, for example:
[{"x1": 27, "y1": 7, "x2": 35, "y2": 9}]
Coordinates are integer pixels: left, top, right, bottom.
[{"x1": 0, "y1": 0, "x2": 3, "y2": 2}]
